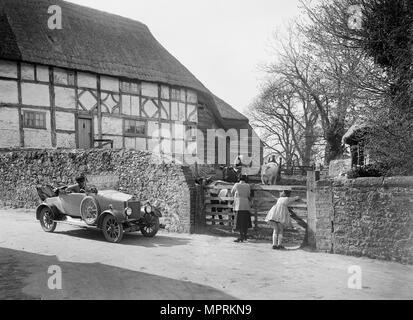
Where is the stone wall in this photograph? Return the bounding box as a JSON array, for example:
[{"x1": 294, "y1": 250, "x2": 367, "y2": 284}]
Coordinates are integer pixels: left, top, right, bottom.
[
  {"x1": 312, "y1": 176, "x2": 413, "y2": 264},
  {"x1": 0, "y1": 149, "x2": 196, "y2": 233},
  {"x1": 314, "y1": 180, "x2": 334, "y2": 252}
]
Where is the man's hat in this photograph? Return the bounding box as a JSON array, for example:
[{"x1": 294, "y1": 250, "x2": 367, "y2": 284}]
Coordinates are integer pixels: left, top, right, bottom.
[{"x1": 75, "y1": 174, "x2": 87, "y2": 183}]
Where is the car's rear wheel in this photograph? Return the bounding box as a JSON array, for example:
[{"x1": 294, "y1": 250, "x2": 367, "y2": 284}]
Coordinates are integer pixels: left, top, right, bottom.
[
  {"x1": 39, "y1": 207, "x2": 57, "y2": 233},
  {"x1": 141, "y1": 214, "x2": 160, "y2": 237},
  {"x1": 102, "y1": 215, "x2": 123, "y2": 243},
  {"x1": 80, "y1": 196, "x2": 100, "y2": 226}
]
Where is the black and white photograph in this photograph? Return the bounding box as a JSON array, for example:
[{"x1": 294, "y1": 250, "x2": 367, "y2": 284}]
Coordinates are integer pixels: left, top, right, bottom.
[{"x1": 0, "y1": 0, "x2": 412, "y2": 304}]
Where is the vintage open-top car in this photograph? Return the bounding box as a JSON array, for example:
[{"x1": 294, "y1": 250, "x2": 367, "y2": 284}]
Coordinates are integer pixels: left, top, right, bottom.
[{"x1": 35, "y1": 185, "x2": 163, "y2": 243}]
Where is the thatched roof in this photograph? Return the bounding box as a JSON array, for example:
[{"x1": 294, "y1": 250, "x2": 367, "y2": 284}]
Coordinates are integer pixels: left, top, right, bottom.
[
  {"x1": 0, "y1": 0, "x2": 241, "y2": 126},
  {"x1": 213, "y1": 95, "x2": 248, "y2": 121},
  {"x1": 0, "y1": 0, "x2": 208, "y2": 90},
  {"x1": 342, "y1": 121, "x2": 369, "y2": 145}
]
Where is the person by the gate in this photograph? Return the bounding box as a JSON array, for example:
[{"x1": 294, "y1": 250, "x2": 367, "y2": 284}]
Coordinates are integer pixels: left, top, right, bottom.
[
  {"x1": 231, "y1": 175, "x2": 252, "y2": 243},
  {"x1": 265, "y1": 190, "x2": 300, "y2": 250}
]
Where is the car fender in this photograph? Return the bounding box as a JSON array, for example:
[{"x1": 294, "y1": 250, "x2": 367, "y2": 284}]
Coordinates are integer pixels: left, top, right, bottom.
[
  {"x1": 35, "y1": 203, "x2": 61, "y2": 220},
  {"x1": 97, "y1": 210, "x2": 126, "y2": 229}
]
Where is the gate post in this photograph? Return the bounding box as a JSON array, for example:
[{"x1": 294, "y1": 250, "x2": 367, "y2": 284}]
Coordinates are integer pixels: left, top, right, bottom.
[
  {"x1": 194, "y1": 184, "x2": 206, "y2": 233},
  {"x1": 306, "y1": 171, "x2": 318, "y2": 248}
]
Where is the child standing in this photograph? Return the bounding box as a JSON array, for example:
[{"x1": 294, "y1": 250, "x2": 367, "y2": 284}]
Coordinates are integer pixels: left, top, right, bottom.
[{"x1": 265, "y1": 190, "x2": 300, "y2": 250}]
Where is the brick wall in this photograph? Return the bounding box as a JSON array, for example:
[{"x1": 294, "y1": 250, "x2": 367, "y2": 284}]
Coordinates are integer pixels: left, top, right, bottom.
[
  {"x1": 311, "y1": 176, "x2": 413, "y2": 264},
  {"x1": 0, "y1": 149, "x2": 196, "y2": 233}
]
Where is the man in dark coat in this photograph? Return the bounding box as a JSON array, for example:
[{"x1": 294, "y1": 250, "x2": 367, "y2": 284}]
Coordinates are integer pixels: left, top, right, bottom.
[{"x1": 66, "y1": 174, "x2": 87, "y2": 193}]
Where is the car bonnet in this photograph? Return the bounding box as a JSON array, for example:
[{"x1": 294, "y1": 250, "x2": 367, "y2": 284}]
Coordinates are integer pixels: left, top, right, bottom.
[{"x1": 96, "y1": 190, "x2": 134, "y2": 202}]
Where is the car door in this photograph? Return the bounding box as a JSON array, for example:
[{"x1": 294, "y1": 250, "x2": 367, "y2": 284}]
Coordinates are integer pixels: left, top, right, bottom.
[{"x1": 59, "y1": 193, "x2": 87, "y2": 217}]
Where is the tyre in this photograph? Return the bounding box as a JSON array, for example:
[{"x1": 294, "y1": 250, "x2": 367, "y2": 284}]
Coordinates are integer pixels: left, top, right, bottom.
[
  {"x1": 141, "y1": 214, "x2": 160, "y2": 237},
  {"x1": 102, "y1": 214, "x2": 124, "y2": 243},
  {"x1": 80, "y1": 196, "x2": 100, "y2": 226},
  {"x1": 39, "y1": 207, "x2": 57, "y2": 233}
]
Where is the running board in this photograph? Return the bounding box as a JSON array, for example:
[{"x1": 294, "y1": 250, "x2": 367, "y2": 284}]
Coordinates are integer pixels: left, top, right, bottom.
[{"x1": 54, "y1": 216, "x2": 92, "y2": 229}]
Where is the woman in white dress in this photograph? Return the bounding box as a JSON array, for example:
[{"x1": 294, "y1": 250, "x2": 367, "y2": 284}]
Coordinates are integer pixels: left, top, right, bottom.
[{"x1": 265, "y1": 190, "x2": 300, "y2": 249}]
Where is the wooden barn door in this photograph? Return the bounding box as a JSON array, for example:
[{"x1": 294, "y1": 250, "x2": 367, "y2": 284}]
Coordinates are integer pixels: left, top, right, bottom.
[{"x1": 78, "y1": 118, "x2": 92, "y2": 149}]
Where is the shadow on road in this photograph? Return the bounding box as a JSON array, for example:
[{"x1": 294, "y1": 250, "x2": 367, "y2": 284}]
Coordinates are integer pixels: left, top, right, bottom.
[
  {"x1": 53, "y1": 228, "x2": 191, "y2": 247},
  {"x1": 0, "y1": 247, "x2": 236, "y2": 300}
]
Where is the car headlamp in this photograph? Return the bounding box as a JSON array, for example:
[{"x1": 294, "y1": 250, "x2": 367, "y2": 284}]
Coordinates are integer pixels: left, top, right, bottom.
[
  {"x1": 144, "y1": 204, "x2": 152, "y2": 213},
  {"x1": 125, "y1": 207, "x2": 133, "y2": 216}
]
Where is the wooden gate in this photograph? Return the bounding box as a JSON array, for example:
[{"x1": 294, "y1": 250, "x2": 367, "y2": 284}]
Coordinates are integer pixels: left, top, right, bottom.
[{"x1": 202, "y1": 183, "x2": 308, "y2": 239}]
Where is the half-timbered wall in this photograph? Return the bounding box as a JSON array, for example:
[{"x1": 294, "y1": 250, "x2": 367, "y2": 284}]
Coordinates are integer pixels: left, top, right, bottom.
[
  {"x1": 0, "y1": 59, "x2": 200, "y2": 162},
  {"x1": 0, "y1": 59, "x2": 262, "y2": 166}
]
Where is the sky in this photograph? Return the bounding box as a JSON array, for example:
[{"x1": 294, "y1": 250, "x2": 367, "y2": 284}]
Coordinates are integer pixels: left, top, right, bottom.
[{"x1": 67, "y1": 0, "x2": 302, "y2": 115}]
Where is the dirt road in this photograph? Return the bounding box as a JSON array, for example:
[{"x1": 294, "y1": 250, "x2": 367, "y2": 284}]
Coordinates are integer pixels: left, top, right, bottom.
[{"x1": 0, "y1": 208, "x2": 412, "y2": 300}]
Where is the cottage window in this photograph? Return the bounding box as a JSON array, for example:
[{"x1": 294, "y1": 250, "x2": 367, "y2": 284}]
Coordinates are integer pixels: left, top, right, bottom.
[
  {"x1": 121, "y1": 81, "x2": 139, "y2": 94},
  {"x1": 171, "y1": 88, "x2": 180, "y2": 101},
  {"x1": 23, "y1": 111, "x2": 46, "y2": 129},
  {"x1": 124, "y1": 119, "x2": 146, "y2": 136},
  {"x1": 54, "y1": 68, "x2": 75, "y2": 86},
  {"x1": 351, "y1": 144, "x2": 366, "y2": 167},
  {"x1": 358, "y1": 145, "x2": 365, "y2": 166},
  {"x1": 68, "y1": 72, "x2": 75, "y2": 86}
]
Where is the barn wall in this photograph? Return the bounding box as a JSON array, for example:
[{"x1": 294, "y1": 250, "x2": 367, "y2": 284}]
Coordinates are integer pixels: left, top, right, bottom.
[
  {"x1": 198, "y1": 116, "x2": 263, "y2": 170},
  {"x1": 196, "y1": 105, "x2": 218, "y2": 164}
]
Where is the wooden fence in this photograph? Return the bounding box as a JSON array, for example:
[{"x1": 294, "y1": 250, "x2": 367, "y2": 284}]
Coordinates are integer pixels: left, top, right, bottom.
[
  {"x1": 280, "y1": 165, "x2": 314, "y2": 176},
  {"x1": 202, "y1": 183, "x2": 308, "y2": 231}
]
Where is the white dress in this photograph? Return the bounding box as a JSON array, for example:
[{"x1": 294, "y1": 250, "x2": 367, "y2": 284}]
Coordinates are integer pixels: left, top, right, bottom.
[{"x1": 265, "y1": 197, "x2": 295, "y2": 227}]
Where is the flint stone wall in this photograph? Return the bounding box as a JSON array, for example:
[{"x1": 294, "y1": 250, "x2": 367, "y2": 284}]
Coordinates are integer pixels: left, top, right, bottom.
[
  {"x1": 0, "y1": 149, "x2": 196, "y2": 233},
  {"x1": 314, "y1": 176, "x2": 413, "y2": 264}
]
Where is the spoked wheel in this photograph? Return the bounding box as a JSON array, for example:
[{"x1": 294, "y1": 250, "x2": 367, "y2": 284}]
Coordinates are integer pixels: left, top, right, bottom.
[
  {"x1": 80, "y1": 196, "x2": 100, "y2": 226},
  {"x1": 141, "y1": 214, "x2": 160, "y2": 238},
  {"x1": 39, "y1": 207, "x2": 57, "y2": 232},
  {"x1": 102, "y1": 215, "x2": 123, "y2": 243}
]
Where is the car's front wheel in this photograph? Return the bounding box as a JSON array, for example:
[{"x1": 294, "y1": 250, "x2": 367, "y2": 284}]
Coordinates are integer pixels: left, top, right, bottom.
[
  {"x1": 39, "y1": 207, "x2": 57, "y2": 233},
  {"x1": 102, "y1": 215, "x2": 123, "y2": 243},
  {"x1": 141, "y1": 214, "x2": 160, "y2": 237}
]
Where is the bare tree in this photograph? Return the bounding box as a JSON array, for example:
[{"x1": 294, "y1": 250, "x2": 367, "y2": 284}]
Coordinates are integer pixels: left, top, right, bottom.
[
  {"x1": 266, "y1": 21, "x2": 369, "y2": 164},
  {"x1": 249, "y1": 78, "x2": 321, "y2": 166},
  {"x1": 300, "y1": 0, "x2": 413, "y2": 174},
  {"x1": 252, "y1": 0, "x2": 411, "y2": 170}
]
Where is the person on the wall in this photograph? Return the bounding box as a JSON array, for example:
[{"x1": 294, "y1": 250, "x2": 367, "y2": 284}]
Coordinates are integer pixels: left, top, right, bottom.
[
  {"x1": 265, "y1": 190, "x2": 300, "y2": 250},
  {"x1": 231, "y1": 175, "x2": 252, "y2": 243}
]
